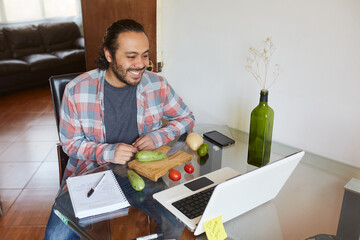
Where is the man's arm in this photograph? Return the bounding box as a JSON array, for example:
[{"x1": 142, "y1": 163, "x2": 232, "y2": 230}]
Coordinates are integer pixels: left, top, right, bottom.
[{"x1": 144, "y1": 78, "x2": 195, "y2": 148}]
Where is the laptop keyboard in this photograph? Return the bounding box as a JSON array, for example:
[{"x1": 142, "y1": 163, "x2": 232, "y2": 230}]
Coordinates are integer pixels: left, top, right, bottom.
[{"x1": 172, "y1": 186, "x2": 216, "y2": 219}]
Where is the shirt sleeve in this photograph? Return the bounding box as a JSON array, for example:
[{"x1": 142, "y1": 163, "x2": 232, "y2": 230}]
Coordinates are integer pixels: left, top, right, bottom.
[
  {"x1": 146, "y1": 78, "x2": 195, "y2": 148},
  {"x1": 59, "y1": 85, "x2": 117, "y2": 165}
]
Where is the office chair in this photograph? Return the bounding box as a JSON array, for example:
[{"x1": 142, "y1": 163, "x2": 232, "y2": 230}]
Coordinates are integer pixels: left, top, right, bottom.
[{"x1": 49, "y1": 72, "x2": 82, "y2": 185}]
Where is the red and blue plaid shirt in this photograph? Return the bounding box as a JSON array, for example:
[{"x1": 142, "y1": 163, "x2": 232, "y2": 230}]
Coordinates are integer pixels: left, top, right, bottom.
[{"x1": 59, "y1": 69, "x2": 195, "y2": 180}]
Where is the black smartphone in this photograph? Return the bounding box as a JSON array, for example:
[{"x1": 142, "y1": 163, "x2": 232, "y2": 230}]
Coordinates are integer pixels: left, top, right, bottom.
[{"x1": 203, "y1": 130, "x2": 235, "y2": 147}]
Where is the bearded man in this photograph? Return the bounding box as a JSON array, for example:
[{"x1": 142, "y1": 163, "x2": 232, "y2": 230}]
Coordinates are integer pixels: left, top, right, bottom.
[{"x1": 43, "y1": 19, "x2": 194, "y2": 240}]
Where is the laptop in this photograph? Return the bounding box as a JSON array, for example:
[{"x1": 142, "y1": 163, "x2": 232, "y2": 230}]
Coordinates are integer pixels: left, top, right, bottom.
[{"x1": 153, "y1": 151, "x2": 305, "y2": 236}]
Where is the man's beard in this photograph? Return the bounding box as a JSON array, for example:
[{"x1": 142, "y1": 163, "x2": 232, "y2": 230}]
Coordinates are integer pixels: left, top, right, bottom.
[{"x1": 111, "y1": 59, "x2": 145, "y2": 86}]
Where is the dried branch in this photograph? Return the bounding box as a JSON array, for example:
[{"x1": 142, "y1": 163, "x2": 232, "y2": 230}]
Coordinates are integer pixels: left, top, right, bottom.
[{"x1": 245, "y1": 37, "x2": 281, "y2": 90}]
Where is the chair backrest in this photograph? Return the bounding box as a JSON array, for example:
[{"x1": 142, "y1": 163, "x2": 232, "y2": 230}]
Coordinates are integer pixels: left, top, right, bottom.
[{"x1": 49, "y1": 72, "x2": 82, "y2": 184}]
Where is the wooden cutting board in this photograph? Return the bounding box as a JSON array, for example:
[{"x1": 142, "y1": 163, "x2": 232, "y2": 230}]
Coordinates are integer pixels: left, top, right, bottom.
[{"x1": 128, "y1": 145, "x2": 193, "y2": 182}]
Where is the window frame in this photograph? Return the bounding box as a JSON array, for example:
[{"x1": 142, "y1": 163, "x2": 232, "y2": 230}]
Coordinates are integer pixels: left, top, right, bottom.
[{"x1": 0, "y1": 0, "x2": 81, "y2": 25}]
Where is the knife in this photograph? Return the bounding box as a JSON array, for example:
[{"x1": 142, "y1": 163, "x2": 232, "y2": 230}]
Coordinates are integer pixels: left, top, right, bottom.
[{"x1": 167, "y1": 132, "x2": 188, "y2": 156}]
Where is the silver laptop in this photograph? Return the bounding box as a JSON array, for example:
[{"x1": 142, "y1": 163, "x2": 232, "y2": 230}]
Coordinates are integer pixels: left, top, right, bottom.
[{"x1": 153, "y1": 151, "x2": 304, "y2": 236}]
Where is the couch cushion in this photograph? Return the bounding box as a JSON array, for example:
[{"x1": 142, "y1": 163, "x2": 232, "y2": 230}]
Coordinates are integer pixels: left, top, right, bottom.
[
  {"x1": 0, "y1": 29, "x2": 12, "y2": 60},
  {"x1": 22, "y1": 53, "x2": 63, "y2": 71},
  {"x1": 52, "y1": 49, "x2": 85, "y2": 63},
  {"x1": 74, "y1": 37, "x2": 85, "y2": 49},
  {"x1": 0, "y1": 59, "x2": 30, "y2": 74},
  {"x1": 3, "y1": 25, "x2": 45, "y2": 59},
  {"x1": 38, "y1": 22, "x2": 82, "y2": 52}
]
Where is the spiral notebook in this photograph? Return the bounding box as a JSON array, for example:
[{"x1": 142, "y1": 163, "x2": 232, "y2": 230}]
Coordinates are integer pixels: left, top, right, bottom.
[{"x1": 67, "y1": 170, "x2": 130, "y2": 218}]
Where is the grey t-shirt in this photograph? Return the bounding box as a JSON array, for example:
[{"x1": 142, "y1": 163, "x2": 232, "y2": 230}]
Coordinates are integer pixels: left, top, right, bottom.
[{"x1": 104, "y1": 80, "x2": 139, "y2": 144}]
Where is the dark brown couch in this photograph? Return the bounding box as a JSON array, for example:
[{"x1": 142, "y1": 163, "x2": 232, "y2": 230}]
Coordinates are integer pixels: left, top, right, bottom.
[{"x1": 0, "y1": 21, "x2": 86, "y2": 94}]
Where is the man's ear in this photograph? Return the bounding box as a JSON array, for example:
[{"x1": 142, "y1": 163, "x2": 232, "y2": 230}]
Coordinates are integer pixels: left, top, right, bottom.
[{"x1": 104, "y1": 48, "x2": 112, "y2": 63}]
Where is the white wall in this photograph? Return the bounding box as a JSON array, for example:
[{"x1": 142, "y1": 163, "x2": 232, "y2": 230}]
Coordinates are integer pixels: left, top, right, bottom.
[{"x1": 160, "y1": 0, "x2": 360, "y2": 168}]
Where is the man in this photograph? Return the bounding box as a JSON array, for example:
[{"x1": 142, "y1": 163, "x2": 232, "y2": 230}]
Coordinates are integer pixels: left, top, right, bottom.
[{"x1": 44, "y1": 19, "x2": 194, "y2": 239}]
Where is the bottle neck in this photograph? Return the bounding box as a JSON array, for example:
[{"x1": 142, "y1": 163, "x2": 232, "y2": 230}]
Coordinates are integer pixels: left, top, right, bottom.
[{"x1": 259, "y1": 89, "x2": 268, "y2": 103}]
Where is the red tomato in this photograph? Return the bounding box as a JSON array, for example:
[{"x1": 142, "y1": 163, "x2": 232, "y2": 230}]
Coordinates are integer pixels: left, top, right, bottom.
[
  {"x1": 169, "y1": 169, "x2": 181, "y2": 181},
  {"x1": 184, "y1": 164, "x2": 194, "y2": 174}
]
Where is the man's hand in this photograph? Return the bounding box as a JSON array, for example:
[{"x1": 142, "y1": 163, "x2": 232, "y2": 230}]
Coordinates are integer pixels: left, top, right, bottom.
[
  {"x1": 113, "y1": 143, "x2": 138, "y2": 164},
  {"x1": 133, "y1": 135, "x2": 156, "y2": 151}
]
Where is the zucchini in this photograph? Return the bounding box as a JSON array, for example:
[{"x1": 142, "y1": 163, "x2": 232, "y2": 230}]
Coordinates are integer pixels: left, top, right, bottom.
[
  {"x1": 135, "y1": 151, "x2": 167, "y2": 162},
  {"x1": 128, "y1": 170, "x2": 145, "y2": 191}
]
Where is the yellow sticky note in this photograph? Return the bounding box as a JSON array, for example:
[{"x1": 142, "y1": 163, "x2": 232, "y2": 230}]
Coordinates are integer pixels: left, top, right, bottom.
[{"x1": 203, "y1": 215, "x2": 227, "y2": 240}]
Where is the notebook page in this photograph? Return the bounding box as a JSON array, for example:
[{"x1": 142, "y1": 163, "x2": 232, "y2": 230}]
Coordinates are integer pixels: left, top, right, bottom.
[{"x1": 67, "y1": 170, "x2": 130, "y2": 218}]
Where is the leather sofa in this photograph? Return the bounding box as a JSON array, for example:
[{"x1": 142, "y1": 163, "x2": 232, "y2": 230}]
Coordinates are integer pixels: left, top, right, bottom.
[{"x1": 0, "y1": 21, "x2": 86, "y2": 95}]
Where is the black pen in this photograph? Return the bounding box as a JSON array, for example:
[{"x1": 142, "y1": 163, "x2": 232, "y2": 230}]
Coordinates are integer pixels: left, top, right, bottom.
[
  {"x1": 87, "y1": 173, "x2": 106, "y2": 198},
  {"x1": 132, "y1": 233, "x2": 164, "y2": 240}
]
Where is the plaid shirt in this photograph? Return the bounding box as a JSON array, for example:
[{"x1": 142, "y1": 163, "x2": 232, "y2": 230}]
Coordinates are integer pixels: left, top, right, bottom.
[{"x1": 59, "y1": 69, "x2": 195, "y2": 181}]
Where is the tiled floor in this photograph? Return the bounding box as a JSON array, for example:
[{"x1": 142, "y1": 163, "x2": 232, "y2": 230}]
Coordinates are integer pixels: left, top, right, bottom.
[{"x1": 0, "y1": 86, "x2": 60, "y2": 239}]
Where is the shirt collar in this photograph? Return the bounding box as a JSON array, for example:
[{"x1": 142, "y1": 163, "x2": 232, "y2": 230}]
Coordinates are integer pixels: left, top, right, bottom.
[{"x1": 97, "y1": 69, "x2": 106, "y2": 100}]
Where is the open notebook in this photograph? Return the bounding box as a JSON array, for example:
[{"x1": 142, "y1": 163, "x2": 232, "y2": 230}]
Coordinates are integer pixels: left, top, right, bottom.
[{"x1": 67, "y1": 170, "x2": 130, "y2": 218}]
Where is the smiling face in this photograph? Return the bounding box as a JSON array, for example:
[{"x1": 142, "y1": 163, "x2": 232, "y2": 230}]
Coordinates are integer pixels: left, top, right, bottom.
[{"x1": 104, "y1": 31, "x2": 150, "y2": 87}]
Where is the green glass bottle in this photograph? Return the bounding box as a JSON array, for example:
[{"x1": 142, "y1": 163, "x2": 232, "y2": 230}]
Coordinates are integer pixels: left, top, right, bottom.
[{"x1": 247, "y1": 89, "x2": 274, "y2": 167}]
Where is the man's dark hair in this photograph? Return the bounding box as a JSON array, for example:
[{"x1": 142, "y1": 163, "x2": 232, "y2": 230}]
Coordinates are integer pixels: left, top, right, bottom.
[{"x1": 96, "y1": 19, "x2": 145, "y2": 70}]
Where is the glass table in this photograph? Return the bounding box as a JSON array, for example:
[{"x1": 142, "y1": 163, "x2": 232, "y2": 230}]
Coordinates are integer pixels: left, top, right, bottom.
[{"x1": 53, "y1": 124, "x2": 360, "y2": 240}]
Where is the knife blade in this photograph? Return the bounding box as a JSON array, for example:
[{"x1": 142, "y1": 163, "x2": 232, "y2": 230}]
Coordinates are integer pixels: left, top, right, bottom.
[{"x1": 167, "y1": 132, "x2": 188, "y2": 156}]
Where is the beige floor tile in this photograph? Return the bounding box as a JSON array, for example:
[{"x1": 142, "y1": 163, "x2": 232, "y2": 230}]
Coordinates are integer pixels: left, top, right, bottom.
[
  {"x1": 0, "y1": 125, "x2": 28, "y2": 142},
  {"x1": 0, "y1": 162, "x2": 41, "y2": 188},
  {"x1": 31, "y1": 112, "x2": 57, "y2": 127},
  {"x1": 44, "y1": 145, "x2": 58, "y2": 162},
  {"x1": 0, "y1": 143, "x2": 10, "y2": 155},
  {"x1": 0, "y1": 142, "x2": 54, "y2": 162},
  {"x1": 0, "y1": 189, "x2": 22, "y2": 214},
  {"x1": 15, "y1": 125, "x2": 58, "y2": 142},
  {"x1": 26, "y1": 162, "x2": 59, "y2": 188},
  {"x1": 1, "y1": 112, "x2": 42, "y2": 127},
  {"x1": 0, "y1": 188, "x2": 57, "y2": 226}
]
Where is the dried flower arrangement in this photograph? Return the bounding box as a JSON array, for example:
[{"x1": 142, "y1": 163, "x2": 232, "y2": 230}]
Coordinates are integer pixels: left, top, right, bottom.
[{"x1": 245, "y1": 37, "x2": 281, "y2": 90}]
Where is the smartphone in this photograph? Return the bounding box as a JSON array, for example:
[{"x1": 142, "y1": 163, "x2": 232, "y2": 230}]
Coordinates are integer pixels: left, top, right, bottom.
[{"x1": 203, "y1": 130, "x2": 235, "y2": 147}]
